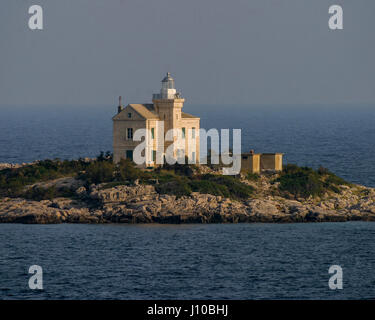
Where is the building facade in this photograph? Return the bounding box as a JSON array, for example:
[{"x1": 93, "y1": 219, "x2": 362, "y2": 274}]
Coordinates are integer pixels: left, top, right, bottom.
[
  {"x1": 113, "y1": 73, "x2": 200, "y2": 166},
  {"x1": 241, "y1": 150, "x2": 283, "y2": 173}
]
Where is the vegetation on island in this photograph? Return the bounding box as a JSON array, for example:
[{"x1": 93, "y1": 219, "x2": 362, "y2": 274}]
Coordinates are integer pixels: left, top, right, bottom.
[
  {"x1": 0, "y1": 152, "x2": 351, "y2": 201},
  {"x1": 276, "y1": 164, "x2": 351, "y2": 199},
  {"x1": 0, "y1": 158, "x2": 90, "y2": 199}
]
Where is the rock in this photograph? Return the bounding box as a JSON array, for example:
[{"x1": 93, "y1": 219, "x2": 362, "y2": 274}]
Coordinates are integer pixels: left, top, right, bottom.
[
  {"x1": 2, "y1": 171, "x2": 375, "y2": 224},
  {"x1": 75, "y1": 186, "x2": 87, "y2": 197},
  {"x1": 0, "y1": 197, "x2": 92, "y2": 224},
  {"x1": 247, "y1": 199, "x2": 280, "y2": 216},
  {"x1": 0, "y1": 162, "x2": 38, "y2": 171},
  {"x1": 90, "y1": 184, "x2": 156, "y2": 203},
  {"x1": 29, "y1": 177, "x2": 84, "y2": 191}
]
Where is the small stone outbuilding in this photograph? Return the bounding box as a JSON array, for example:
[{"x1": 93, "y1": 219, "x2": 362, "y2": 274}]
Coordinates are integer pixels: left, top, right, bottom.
[{"x1": 241, "y1": 150, "x2": 283, "y2": 173}]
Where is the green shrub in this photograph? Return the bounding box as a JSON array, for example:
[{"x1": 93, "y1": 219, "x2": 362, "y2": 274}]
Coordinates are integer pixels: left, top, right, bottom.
[
  {"x1": 277, "y1": 164, "x2": 350, "y2": 199},
  {"x1": 278, "y1": 166, "x2": 323, "y2": 198},
  {"x1": 78, "y1": 161, "x2": 115, "y2": 185},
  {"x1": 116, "y1": 158, "x2": 144, "y2": 183},
  {"x1": 155, "y1": 178, "x2": 192, "y2": 198},
  {"x1": 324, "y1": 172, "x2": 350, "y2": 187},
  {"x1": 97, "y1": 151, "x2": 113, "y2": 162},
  {"x1": 317, "y1": 165, "x2": 330, "y2": 175},
  {"x1": 21, "y1": 186, "x2": 75, "y2": 201},
  {"x1": 189, "y1": 180, "x2": 230, "y2": 198},
  {"x1": 160, "y1": 161, "x2": 196, "y2": 177},
  {"x1": 197, "y1": 174, "x2": 254, "y2": 200},
  {"x1": 0, "y1": 159, "x2": 92, "y2": 197}
]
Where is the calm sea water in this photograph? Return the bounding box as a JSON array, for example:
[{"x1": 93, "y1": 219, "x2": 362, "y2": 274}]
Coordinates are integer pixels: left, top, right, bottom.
[
  {"x1": 0, "y1": 222, "x2": 375, "y2": 300},
  {"x1": 1, "y1": 104, "x2": 375, "y2": 186},
  {"x1": 1, "y1": 104, "x2": 375, "y2": 300}
]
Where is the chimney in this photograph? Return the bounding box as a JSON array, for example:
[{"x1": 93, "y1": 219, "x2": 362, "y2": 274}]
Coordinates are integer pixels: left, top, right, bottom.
[
  {"x1": 118, "y1": 96, "x2": 123, "y2": 114},
  {"x1": 250, "y1": 149, "x2": 254, "y2": 155}
]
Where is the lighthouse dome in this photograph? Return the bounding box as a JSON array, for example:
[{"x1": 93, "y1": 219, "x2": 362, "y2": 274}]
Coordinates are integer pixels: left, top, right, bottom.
[
  {"x1": 161, "y1": 72, "x2": 175, "y2": 90},
  {"x1": 152, "y1": 72, "x2": 181, "y2": 99}
]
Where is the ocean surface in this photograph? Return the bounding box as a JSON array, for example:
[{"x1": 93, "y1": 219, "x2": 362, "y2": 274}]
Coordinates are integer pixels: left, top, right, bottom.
[
  {"x1": 1, "y1": 222, "x2": 375, "y2": 300},
  {"x1": 1, "y1": 104, "x2": 375, "y2": 300}
]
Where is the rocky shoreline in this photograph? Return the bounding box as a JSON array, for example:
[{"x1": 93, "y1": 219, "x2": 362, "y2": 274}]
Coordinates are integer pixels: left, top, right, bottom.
[{"x1": 1, "y1": 176, "x2": 375, "y2": 224}]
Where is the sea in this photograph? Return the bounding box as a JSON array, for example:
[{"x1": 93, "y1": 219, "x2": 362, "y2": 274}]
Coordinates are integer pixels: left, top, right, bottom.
[{"x1": 0, "y1": 104, "x2": 375, "y2": 299}]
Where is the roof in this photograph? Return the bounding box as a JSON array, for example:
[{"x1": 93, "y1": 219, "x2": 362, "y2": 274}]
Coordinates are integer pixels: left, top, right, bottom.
[
  {"x1": 162, "y1": 72, "x2": 174, "y2": 82},
  {"x1": 113, "y1": 104, "x2": 199, "y2": 121},
  {"x1": 181, "y1": 112, "x2": 199, "y2": 119},
  {"x1": 241, "y1": 153, "x2": 283, "y2": 157},
  {"x1": 129, "y1": 104, "x2": 159, "y2": 119},
  {"x1": 113, "y1": 104, "x2": 160, "y2": 120},
  {"x1": 241, "y1": 153, "x2": 261, "y2": 156}
]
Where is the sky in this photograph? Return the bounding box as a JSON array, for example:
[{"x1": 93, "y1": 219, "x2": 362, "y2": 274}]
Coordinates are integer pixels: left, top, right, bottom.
[{"x1": 0, "y1": 0, "x2": 374, "y2": 106}]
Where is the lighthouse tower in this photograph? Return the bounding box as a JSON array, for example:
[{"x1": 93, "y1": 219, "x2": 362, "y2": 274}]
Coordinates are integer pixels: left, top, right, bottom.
[{"x1": 152, "y1": 73, "x2": 185, "y2": 149}]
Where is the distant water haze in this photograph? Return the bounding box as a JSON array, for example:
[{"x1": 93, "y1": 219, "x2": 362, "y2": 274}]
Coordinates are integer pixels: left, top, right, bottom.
[{"x1": 0, "y1": 104, "x2": 375, "y2": 187}]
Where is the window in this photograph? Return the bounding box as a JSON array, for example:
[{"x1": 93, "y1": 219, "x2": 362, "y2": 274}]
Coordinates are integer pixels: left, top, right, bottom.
[
  {"x1": 126, "y1": 150, "x2": 133, "y2": 160},
  {"x1": 127, "y1": 113, "x2": 132, "y2": 118},
  {"x1": 242, "y1": 156, "x2": 248, "y2": 160},
  {"x1": 151, "y1": 128, "x2": 155, "y2": 139},
  {"x1": 182, "y1": 127, "x2": 186, "y2": 139},
  {"x1": 127, "y1": 128, "x2": 133, "y2": 139},
  {"x1": 192, "y1": 127, "x2": 196, "y2": 139},
  {"x1": 152, "y1": 150, "x2": 156, "y2": 162}
]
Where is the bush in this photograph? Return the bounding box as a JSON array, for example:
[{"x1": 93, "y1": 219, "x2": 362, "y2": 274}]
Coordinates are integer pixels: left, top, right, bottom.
[
  {"x1": 189, "y1": 180, "x2": 230, "y2": 198},
  {"x1": 0, "y1": 159, "x2": 91, "y2": 197},
  {"x1": 277, "y1": 164, "x2": 350, "y2": 199},
  {"x1": 278, "y1": 165, "x2": 323, "y2": 198},
  {"x1": 78, "y1": 161, "x2": 115, "y2": 185},
  {"x1": 160, "y1": 161, "x2": 196, "y2": 177},
  {"x1": 317, "y1": 165, "x2": 330, "y2": 175},
  {"x1": 21, "y1": 186, "x2": 75, "y2": 201},
  {"x1": 0, "y1": 152, "x2": 147, "y2": 198},
  {"x1": 116, "y1": 158, "x2": 145, "y2": 183},
  {"x1": 195, "y1": 174, "x2": 254, "y2": 200},
  {"x1": 155, "y1": 178, "x2": 192, "y2": 198},
  {"x1": 97, "y1": 151, "x2": 113, "y2": 162},
  {"x1": 324, "y1": 171, "x2": 350, "y2": 187}
]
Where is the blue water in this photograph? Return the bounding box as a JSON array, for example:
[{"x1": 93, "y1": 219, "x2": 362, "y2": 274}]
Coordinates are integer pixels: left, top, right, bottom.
[
  {"x1": 1, "y1": 104, "x2": 375, "y2": 186},
  {"x1": 0, "y1": 222, "x2": 374, "y2": 300},
  {"x1": 1, "y1": 104, "x2": 375, "y2": 300}
]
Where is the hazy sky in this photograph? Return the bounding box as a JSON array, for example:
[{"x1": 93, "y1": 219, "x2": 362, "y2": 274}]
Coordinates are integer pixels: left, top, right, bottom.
[{"x1": 1, "y1": 0, "x2": 374, "y2": 106}]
